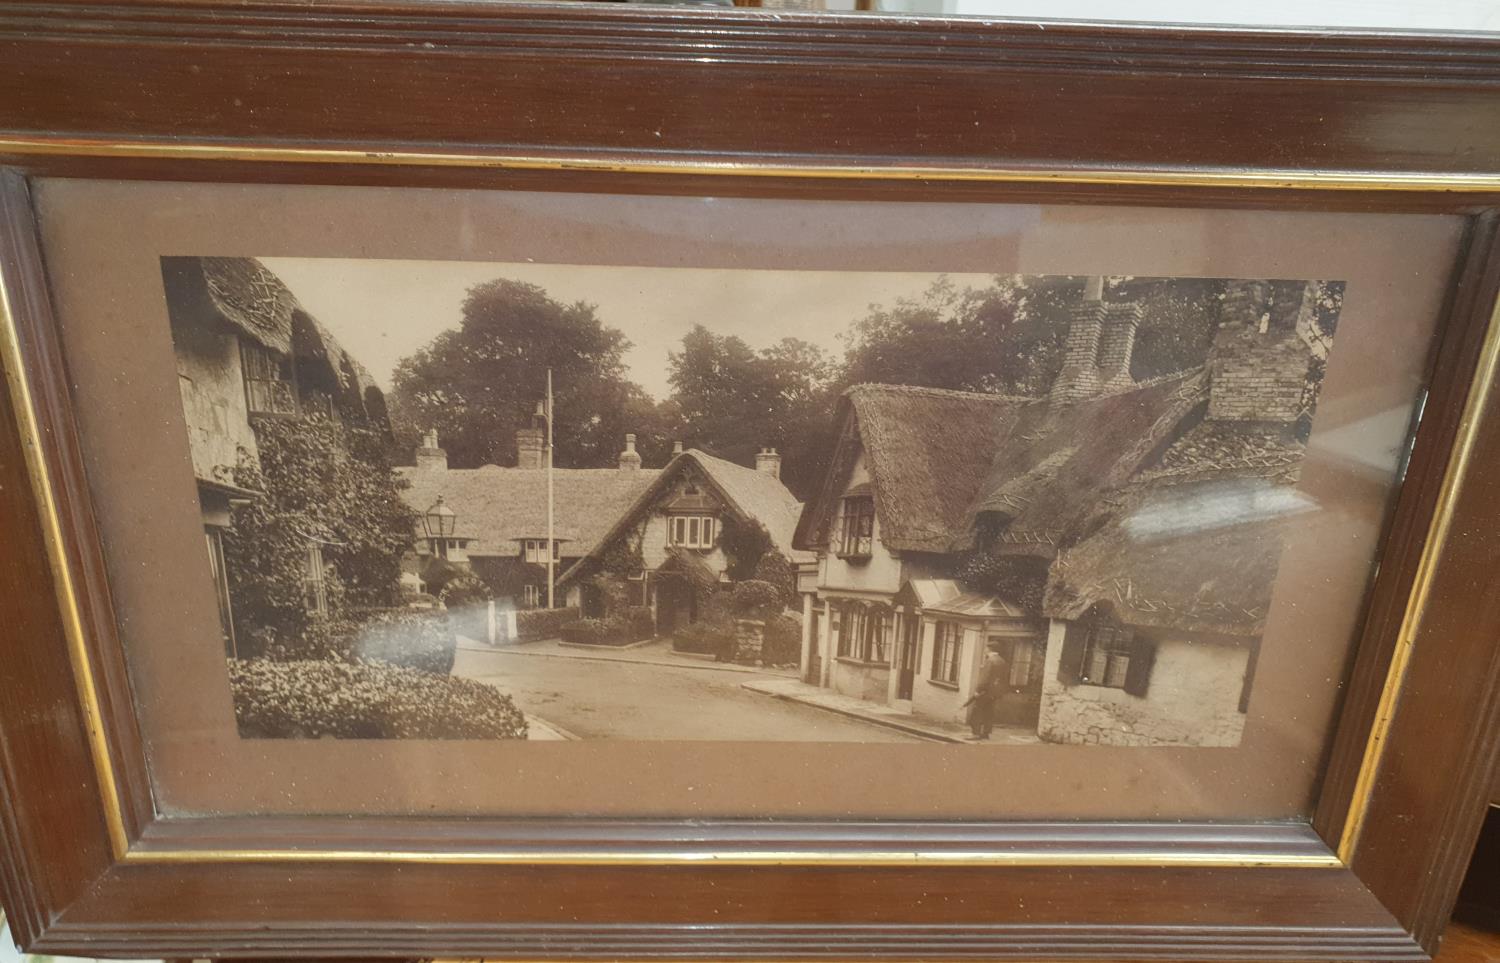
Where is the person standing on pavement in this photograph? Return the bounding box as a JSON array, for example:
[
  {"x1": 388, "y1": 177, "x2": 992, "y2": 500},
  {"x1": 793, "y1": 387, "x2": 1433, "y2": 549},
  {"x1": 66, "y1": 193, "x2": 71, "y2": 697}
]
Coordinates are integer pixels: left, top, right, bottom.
[{"x1": 963, "y1": 640, "x2": 1010, "y2": 741}]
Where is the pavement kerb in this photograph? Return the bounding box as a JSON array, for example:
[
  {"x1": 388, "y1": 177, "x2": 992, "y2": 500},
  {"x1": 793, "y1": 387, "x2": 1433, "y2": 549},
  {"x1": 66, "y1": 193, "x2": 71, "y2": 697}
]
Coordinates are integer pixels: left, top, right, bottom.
[{"x1": 739, "y1": 680, "x2": 964, "y2": 744}]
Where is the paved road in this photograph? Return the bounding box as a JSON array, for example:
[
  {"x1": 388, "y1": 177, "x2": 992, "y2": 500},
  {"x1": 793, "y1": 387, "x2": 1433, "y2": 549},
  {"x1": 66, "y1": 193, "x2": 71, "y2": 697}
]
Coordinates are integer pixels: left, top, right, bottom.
[{"x1": 455, "y1": 645, "x2": 925, "y2": 742}]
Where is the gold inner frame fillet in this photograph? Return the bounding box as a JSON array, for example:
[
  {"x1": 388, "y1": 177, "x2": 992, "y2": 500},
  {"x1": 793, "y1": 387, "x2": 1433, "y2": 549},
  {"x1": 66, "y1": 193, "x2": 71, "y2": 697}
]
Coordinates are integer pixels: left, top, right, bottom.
[{"x1": 2, "y1": 135, "x2": 1496, "y2": 869}]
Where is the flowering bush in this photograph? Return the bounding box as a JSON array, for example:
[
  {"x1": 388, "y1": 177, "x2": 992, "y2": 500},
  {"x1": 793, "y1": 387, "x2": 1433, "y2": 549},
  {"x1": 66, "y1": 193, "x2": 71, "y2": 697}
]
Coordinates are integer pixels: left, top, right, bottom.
[
  {"x1": 516, "y1": 606, "x2": 579, "y2": 641},
  {"x1": 225, "y1": 415, "x2": 414, "y2": 650},
  {"x1": 622, "y1": 605, "x2": 655, "y2": 641},
  {"x1": 348, "y1": 608, "x2": 457, "y2": 675},
  {"x1": 670, "y1": 590, "x2": 735, "y2": 660},
  {"x1": 227, "y1": 658, "x2": 528, "y2": 740}
]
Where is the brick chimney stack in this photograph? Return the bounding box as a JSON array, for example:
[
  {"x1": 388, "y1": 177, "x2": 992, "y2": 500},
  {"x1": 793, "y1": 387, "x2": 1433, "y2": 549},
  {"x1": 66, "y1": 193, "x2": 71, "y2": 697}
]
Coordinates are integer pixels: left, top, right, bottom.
[
  {"x1": 1207, "y1": 280, "x2": 1313, "y2": 424},
  {"x1": 755, "y1": 447, "x2": 782, "y2": 479},
  {"x1": 1050, "y1": 277, "x2": 1143, "y2": 407},
  {"x1": 515, "y1": 426, "x2": 545, "y2": 470},
  {"x1": 415, "y1": 429, "x2": 448, "y2": 472},
  {"x1": 619, "y1": 433, "x2": 642, "y2": 472},
  {"x1": 1097, "y1": 301, "x2": 1143, "y2": 392},
  {"x1": 1050, "y1": 277, "x2": 1108, "y2": 406}
]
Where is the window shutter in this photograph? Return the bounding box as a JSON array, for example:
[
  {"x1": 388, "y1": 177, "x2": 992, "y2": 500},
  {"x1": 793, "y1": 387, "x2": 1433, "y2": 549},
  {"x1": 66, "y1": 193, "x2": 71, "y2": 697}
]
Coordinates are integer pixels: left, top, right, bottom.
[
  {"x1": 1056, "y1": 621, "x2": 1086, "y2": 685},
  {"x1": 1123, "y1": 635, "x2": 1158, "y2": 697}
]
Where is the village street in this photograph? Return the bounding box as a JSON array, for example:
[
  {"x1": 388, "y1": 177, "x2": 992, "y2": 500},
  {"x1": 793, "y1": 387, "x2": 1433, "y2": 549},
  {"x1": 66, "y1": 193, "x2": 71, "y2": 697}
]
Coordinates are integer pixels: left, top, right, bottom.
[{"x1": 453, "y1": 640, "x2": 928, "y2": 742}]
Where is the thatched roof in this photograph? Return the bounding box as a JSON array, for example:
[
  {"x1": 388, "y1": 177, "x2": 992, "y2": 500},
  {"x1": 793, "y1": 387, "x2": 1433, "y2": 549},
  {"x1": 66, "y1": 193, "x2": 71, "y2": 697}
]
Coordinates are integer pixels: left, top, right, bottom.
[
  {"x1": 197, "y1": 256, "x2": 298, "y2": 354},
  {"x1": 1043, "y1": 475, "x2": 1313, "y2": 636},
  {"x1": 794, "y1": 384, "x2": 1028, "y2": 554},
  {"x1": 397, "y1": 463, "x2": 661, "y2": 560},
  {"x1": 1148, "y1": 420, "x2": 1306, "y2": 484},
  {"x1": 560, "y1": 448, "x2": 810, "y2": 585},
  {"x1": 959, "y1": 370, "x2": 1210, "y2": 552}
]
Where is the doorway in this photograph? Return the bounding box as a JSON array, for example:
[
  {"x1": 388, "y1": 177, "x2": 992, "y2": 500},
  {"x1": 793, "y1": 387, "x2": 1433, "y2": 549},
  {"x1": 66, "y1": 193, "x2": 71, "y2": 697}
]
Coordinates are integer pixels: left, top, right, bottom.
[
  {"x1": 655, "y1": 576, "x2": 696, "y2": 635},
  {"x1": 896, "y1": 613, "x2": 918, "y2": 700}
]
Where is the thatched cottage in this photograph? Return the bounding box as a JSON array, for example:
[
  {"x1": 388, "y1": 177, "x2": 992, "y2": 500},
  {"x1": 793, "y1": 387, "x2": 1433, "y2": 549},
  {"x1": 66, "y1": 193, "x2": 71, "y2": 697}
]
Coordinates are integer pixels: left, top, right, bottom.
[
  {"x1": 161, "y1": 256, "x2": 392, "y2": 655},
  {"x1": 792, "y1": 277, "x2": 1325, "y2": 747},
  {"x1": 560, "y1": 445, "x2": 810, "y2": 632}
]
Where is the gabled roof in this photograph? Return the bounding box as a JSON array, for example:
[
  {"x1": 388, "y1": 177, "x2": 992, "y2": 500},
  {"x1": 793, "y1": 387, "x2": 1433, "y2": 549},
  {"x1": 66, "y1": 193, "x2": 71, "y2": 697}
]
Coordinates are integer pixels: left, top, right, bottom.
[
  {"x1": 560, "y1": 448, "x2": 810, "y2": 585},
  {"x1": 958, "y1": 370, "x2": 1209, "y2": 552},
  {"x1": 397, "y1": 464, "x2": 661, "y2": 559},
  {"x1": 793, "y1": 384, "x2": 1028, "y2": 555}
]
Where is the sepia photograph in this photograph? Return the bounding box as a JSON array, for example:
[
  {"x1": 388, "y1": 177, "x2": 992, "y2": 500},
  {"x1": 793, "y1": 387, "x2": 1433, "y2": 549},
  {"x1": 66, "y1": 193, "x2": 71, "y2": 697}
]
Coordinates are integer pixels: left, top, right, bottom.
[{"x1": 162, "y1": 256, "x2": 1342, "y2": 747}]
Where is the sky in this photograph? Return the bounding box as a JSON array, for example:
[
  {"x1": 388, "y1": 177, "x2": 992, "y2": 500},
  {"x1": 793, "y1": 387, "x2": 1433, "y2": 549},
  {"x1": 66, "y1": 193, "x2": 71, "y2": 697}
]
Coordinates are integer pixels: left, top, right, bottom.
[{"x1": 259, "y1": 258, "x2": 999, "y2": 399}]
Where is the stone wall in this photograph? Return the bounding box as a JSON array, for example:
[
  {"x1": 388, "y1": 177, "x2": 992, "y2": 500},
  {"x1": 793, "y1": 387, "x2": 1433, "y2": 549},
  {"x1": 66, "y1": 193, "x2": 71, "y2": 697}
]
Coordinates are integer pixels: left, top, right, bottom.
[{"x1": 1037, "y1": 622, "x2": 1250, "y2": 747}]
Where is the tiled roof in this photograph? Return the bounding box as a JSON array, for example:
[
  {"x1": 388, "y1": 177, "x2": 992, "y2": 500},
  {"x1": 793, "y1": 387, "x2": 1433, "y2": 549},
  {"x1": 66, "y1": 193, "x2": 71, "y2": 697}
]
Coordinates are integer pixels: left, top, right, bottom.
[{"x1": 398, "y1": 463, "x2": 662, "y2": 559}]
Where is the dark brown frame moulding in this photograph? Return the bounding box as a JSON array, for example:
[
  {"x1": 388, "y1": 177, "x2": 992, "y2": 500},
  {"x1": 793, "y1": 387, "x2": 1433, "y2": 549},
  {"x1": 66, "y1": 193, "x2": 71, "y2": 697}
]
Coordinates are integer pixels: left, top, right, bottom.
[{"x1": 1, "y1": 2, "x2": 1500, "y2": 959}]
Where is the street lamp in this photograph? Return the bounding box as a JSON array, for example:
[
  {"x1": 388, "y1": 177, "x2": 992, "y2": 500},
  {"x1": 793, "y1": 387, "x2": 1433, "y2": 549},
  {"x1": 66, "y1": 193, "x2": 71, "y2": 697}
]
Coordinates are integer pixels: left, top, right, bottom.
[{"x1": 423, "y1": 496, "x2": 456, "y2": 557}]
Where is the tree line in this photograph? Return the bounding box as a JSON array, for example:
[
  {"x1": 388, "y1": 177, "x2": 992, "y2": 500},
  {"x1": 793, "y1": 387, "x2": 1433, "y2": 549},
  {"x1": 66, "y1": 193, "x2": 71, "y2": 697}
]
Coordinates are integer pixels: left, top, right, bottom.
[{"x1": 388, "y1": 275, "x2": 1343, "y2": 501}]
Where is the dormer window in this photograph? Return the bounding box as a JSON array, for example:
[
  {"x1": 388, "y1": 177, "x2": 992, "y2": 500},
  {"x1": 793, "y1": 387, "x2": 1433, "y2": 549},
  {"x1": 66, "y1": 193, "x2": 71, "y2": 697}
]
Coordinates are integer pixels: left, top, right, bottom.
[
  {"x1": 836, "y1": 494, "x2": 875, "y2": 559},
  {"x1": 523, "y1": 539, "x2": 560, "y2": 564},
  {"x1": 668, "y1": 515, "x2": 716, "y2": 550}
]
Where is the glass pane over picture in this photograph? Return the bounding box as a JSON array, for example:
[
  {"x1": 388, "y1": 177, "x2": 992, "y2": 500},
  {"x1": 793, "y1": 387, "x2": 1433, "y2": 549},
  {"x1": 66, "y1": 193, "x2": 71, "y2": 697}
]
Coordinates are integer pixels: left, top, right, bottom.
[{"x1": 32, "y1": 178, "x2": 1463, "y2": 821}]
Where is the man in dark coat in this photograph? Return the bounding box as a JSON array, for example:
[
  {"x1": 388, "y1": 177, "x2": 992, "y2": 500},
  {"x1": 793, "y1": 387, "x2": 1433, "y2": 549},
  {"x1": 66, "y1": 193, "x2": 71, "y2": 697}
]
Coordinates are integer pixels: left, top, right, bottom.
[{"x1": 964, "y1": 640, "x2": 1009, "y2": 741}]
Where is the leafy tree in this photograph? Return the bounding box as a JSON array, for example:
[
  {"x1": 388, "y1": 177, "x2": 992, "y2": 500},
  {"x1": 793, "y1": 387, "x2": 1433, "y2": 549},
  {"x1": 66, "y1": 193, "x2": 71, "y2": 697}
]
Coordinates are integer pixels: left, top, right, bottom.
[
  {"x1": 666, "y1": 325, "x2": 837, "y2": 499},
  {"x1": 391, "y1": 279, "x2": 668, "y2": 469}
]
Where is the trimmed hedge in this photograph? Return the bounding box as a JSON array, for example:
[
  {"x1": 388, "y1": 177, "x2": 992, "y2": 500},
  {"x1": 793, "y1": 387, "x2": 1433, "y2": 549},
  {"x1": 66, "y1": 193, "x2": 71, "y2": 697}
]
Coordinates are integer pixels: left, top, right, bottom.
[
  {"x1": 559, "y1": 606, "x2": 654, "y2": 647},
  {"x1": 228, "y1": 658, "x2": 528, "y2": 740},
  {"x1": 349, "y1": 608, "x2": 457, "y2": 675},
  {"x1": 560, "y1": 617, "x2": 614, "y2": 645},
  {"x1": 762, "y1": 612, "x2": 803, "y2": 666},
  {"x1": 516, "y1": 605, "x2": 580, "y2": 642}
]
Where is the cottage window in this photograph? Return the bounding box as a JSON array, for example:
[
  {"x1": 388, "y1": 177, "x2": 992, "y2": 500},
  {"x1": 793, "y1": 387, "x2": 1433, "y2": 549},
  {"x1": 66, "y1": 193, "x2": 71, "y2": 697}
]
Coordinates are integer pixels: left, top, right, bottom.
[
  {"x1": 835, "y1": 604, "x2": 855, "y2": 658},
  {"x1": 932, "y1": 621, "x2": 962, "y2": 684},
  {"x1": 523, "y1": 539, "x2": 560, "y2": 564},
  {"x1": 240, "y1": 341, "x2": 297, "y2": 416},
  {"x1": 836, "y1": 495, "x2": 874, "y2": 558},
  {"x1": 302, "y1": 542, "x2": 328, "y2": 617},
  {"x1": 1058, "y1": 608, "x2": 1157, "y2": 697},
  {"x1": 1082, "y1": 620, "x2": 1134, "y2": 688},
  {"x1": 668, "y1": 514, "x2": 716, "y2": 550},
  {"x1": 862, "y1": 609, "x2": 889, "y2": 663},
  {"x1": 523, "y1": 584, "x2": 542, "y2": 609}
]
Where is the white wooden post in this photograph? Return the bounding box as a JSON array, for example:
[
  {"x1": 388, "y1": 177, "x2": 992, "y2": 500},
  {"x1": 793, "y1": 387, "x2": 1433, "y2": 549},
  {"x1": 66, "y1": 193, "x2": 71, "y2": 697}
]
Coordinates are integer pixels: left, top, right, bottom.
[
  {"x1": 818, "y1": 602, "x2": 834, "y2": 688},
  {"x1": 486, "y1": 600, "x2": 497, "y2": 645},
  {"x1": 885, "y1": 607, "x2": 903, "y2": 705},
  {"x1": 799, "y1": 592, "x2": 815, "y2": 684}
]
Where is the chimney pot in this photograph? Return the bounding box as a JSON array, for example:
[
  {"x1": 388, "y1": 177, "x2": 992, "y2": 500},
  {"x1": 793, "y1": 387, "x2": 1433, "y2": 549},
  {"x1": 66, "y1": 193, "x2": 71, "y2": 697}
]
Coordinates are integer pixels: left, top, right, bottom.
[
  {"x1": 618, "y1": 432, "x2": 642, "y2": 471},
  {"x1": 672, "y1": 440, "x2": 684, "y2": 455},
  {"x1": 415, "y1": 429, "x2": 448, "y2": 472},
  {"x1": 755, "y1": 447, "x2": 782, "y2": 480}
]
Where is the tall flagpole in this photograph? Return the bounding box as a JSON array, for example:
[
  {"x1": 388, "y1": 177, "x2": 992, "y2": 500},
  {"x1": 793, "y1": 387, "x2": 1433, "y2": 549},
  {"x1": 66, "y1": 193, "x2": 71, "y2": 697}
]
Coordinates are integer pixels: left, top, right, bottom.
[{"x1": 546, "y1": 367, "x2": 555, "y2": 610}]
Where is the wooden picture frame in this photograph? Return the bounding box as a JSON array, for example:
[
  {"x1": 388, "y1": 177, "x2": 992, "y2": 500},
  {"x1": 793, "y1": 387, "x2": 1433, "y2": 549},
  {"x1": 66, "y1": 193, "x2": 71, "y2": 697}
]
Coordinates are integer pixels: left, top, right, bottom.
[{"x1": 2, "y1": 2, "x2": 1500, "y2": 959}]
